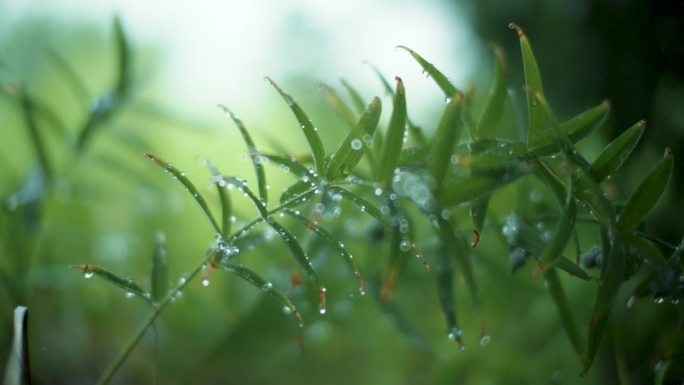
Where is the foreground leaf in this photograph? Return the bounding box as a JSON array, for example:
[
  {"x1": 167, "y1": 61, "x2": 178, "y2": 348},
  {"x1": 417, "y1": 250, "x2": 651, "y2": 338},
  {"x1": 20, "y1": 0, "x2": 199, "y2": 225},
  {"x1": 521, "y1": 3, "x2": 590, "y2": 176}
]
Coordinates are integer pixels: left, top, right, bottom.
[
  {"x1": 616, "y1": 148, "x2": 673, "y2": 233},
  {"x1": 150, "y1": 232, "x2": 169, "y2": 303},
  {"x1": 590, "y1": 120, "x2": 646, "y2": 182},
  {"x1": 397, "y1": 46, "x2": 458, "y2": 96},
  {"x1": 71, "y1": 264, "x2": 151, "y2": 303},
  {"x1": 3, "y1": 306, "x2": 30, "y2": 385},
  {"x1": 220, "y1": 264, "x2": 303, "y2": 326},
  {"x1": 145, "y1": 153, "x2": 221, "y2": 234},
  {"x1": 378, "y1": 77, "x2": 407, "y2": 188},
  {"x1": 476, "y1": 45, "x2": 508, "y2": 139},
  {"x1": 428, "y1": 94, "x2": 464, "y2": 192},
  {"x1": 266, "y1": 77, "x2": 326, "y2": 175}
]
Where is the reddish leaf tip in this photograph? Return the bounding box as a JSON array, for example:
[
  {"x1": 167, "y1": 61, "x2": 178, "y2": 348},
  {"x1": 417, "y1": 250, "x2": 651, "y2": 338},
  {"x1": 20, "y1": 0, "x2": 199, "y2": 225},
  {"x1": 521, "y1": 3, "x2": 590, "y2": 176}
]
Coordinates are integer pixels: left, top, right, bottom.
[{"x1": 508, "y1": 22, "x2": 525, "y2": 37}]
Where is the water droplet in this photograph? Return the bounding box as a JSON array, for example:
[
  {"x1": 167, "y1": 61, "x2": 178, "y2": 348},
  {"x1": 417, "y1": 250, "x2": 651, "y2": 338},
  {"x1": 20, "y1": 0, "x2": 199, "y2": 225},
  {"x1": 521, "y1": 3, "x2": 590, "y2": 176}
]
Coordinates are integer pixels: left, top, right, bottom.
[
  {"x1": 84, "y1": 271, "x2": 94, "y2": 279},
  {"x1": 350, "y1": 139, "x2": 363, "y2": 150},
  {"x1": 655, "y1": 296, "x2": 664, "y2": 304},
  {"x1": 374, "y1": 188, "x2": 383, "y2": 196},
  {"x1": 319, "y1": 307, "x2": 327, "y2": 315},
  {"x1": 399, "y1": 239, "x2": 411, "y2": 252},
  {"x1": 479, "y1": 334, "x2": 492, "y2": 346},
  {"x1": 126, "y1": 292, "x2": 135, "y2": 298},
  {"x1": 201, "y1": 278, "x2": 210, "y2": 287},
  {"x1": 626, "y1": 296, "x2": 635, "y2": 308}
]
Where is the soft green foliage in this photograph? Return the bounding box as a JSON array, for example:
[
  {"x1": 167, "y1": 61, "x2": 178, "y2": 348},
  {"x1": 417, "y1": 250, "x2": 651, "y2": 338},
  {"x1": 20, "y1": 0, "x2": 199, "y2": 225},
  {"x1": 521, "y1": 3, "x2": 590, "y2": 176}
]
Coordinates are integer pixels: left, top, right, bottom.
[{"x1": 1, "y1": 17, "x2": 682, "y2": 385}]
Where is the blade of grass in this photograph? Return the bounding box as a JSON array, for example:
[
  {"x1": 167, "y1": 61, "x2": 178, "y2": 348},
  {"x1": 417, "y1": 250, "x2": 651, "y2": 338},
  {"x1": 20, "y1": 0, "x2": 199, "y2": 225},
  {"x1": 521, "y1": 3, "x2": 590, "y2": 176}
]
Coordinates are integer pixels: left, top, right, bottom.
[
  {"x1": 265, "y1": 77, "x2": 326, "y2": 175},
  {"x1": 284, "y1": 208, "x2": 365, "y2": 295},
  {"x1": 590, "y1": 120, "x2": 646, "y2": 182},
  {"x1": 326, "y1": 97, "x2": 382, "y2": 180},
  {"x1": 428, "y1": 93, "x2": 464, "y2": 191},
  {"x1": 19, "y1": 92, "x2": 52, "y2": 181},
  {"x1": 436, "y1": 251, "x2": 465, "y2": 349},
  {"x1": 113, "y1": 16, "x2": 131, "y2": 97},
  {"x1": 438, "y1": 167, "x2": 527, "y2": 207},
  {"x1": 378, "y1": 77, "x2": 407, "y2": 188},
  {"x1": 340, "y1": 79, "x2": 367, "y2": 114},
  {"x1": 476, "y1": 45, "x2": 508, "y2": 139},
  {"x1": 319, "y1": 82, "x2": 357, "y2": 128},
  {"x1": 509, "y1": 23, "x2": 545, "y2": 146},
  {"x1": 396, "y1": 46, "x2": 458, "y2": 96},
  {"x1": 218, "y1": 105, "x2": 269, "y2": 204},
  {"x1": 219, "y1": 176, "x2": 326, "y2": 312},
  {"x1": 329, "y1": 186, "x2": 389, "y2": 226},
  {"x1": 280, "y1": 179, "x2": 316, "y2": 205},
  {"x1": 544, "y1": 268, "x2": 585, "y2": 356},
  {"x1": 261, "y1": 153, "x2": 311, "y2": 178},
  {"x1": 204, "y1": 159, "x2": 233, "y2": 236},
  {"x1": 219, "y1": 263, "x2": 303, "y2": 326},
  {"x1": 145, "y1": 153, "x2": 222, "y2": 234},
  {"x1": 540, "y1": 195, "x2": 577, "y2": 269},
  {"x1": 436, "y1": 217, "x2": 478, "y2": 305},
  {"x1": 616, "y1": 148, "x2": 673, "y2": 233},
  {"x1": 71, "y1": 264, "x2": 151, "y2": 303}
]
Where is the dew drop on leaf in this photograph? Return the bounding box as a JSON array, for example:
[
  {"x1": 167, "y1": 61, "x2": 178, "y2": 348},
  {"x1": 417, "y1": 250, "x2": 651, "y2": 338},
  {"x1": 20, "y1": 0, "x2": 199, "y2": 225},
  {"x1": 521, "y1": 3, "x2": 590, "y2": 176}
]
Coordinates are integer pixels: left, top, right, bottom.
[{"x1": 84, "y1": 271, "x2": 94, "y2": 279}]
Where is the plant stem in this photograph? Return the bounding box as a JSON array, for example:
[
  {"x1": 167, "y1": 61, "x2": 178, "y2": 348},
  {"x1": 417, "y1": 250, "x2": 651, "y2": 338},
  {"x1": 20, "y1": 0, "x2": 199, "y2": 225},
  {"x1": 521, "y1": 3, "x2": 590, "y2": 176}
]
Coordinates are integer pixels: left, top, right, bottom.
[{"x1": 94, "y1": 186, "x2": 318, "y2": 385}]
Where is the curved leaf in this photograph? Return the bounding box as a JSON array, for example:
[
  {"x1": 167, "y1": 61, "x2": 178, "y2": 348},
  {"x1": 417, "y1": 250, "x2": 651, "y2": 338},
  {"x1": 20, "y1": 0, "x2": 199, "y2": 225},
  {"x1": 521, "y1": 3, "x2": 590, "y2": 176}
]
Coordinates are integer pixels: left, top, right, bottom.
[
  {"x1": 397, "y1": 46, "x2": 458, "y2": 96},
  {"x1": 378, "y1": 77, "x2": 407, "y2": 188},
  {"x1": 326, "y1": 97, "x2": 382, "y2": 180},
  {"x1": 476, "y1": 45, "x2": 508, "y2": 139},
  {"x1": 145, "y1": 152, "x2": 221, "y2": 234},
  {"x1": 617, "y1": 148, "x2": 673, "y2": 233},
  {"x1": 71, "y1": 264, "x2": 151, "y2": 303},
  {"x1": 590, "y1": 120, "x2": 646, "y2": 182},
  {"x1": 220, "y1": 263, "x2": 303, "y2": 326},
  {"x1": 266, "y1": 77, "x2": 326, "y2": 175},
  {"x1": 428, "y1": 94, "x2": 464, "y2": 191},
  {"x1": 218, "y1": 105, "x2": 269, "y2": 204}
]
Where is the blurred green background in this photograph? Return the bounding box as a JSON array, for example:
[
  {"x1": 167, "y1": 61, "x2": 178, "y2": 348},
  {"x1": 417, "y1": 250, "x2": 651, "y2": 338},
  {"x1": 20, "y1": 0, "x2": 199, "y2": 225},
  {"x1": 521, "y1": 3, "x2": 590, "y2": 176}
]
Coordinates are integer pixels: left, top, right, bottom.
[{"x1": 1, "y1": 0, "x2": 682, "y2": 384}]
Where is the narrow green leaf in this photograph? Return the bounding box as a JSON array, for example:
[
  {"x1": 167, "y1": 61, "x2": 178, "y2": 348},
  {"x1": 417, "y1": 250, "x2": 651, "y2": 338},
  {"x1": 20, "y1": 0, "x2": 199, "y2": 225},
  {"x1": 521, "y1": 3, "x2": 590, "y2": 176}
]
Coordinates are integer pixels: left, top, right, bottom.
[
  {"x1": 329, "y1": 186, "x2": 389, "y2": 226},
  {"x1": 476, "y1": 45, "x2": 508, "y2": 139},
  {"x1": 219, "y1": 176, "x2": 325, "y2": 311},
  {"x1": 326, "y1": 97, "x2": 382, "y2": 180},
  {"x1": 220, "y1": 263, "x2": 303, "y2": 326},
  {"x1": 340, "y1": 79, "x2": 367, "y2": 114},
  {"x1": 265, "y1": 77, "x2": 326, "y2": 175},
  {"x1": 113, "y1": 16, "x2": 130, "y2": 97},
  {"x1": 654, "y1": 360, "x2": 671, "y2": 385},
  {"x1": 3, "y1": 306, "x2": 30, "y2": 385},
  {"x1": 619, "y1": 232, "x2": 667, "y2": 265},
  {"x1": 469, "y1": 196, "x2": 489, "y2": 243},
  {"x1": 554, "y1": 257, "x2": 592, "y2": 281},
  {"x1": 261, "y1": 153, "x2": 311, "y2": 178},
  {"x1": 204, "y1": 159, "x2": 233, "y2": 236},
  {"x1": 544, "y1": 269, "x2": 585, "y2": 356},
  {"x1": 590, "y1": 120, "x2": 646, "y2": 182},
  {"x1": 71, "y1": 264, "x2": 151, "y2": 303},
  {"x1": 428, "y1": 94, "x2": 464, "y2": 191},
  {"x1": 319, "y1": 82, "x2": 357, "y2": 128},
  {"x1": 145, "y1": 153, "x2": 222, "y2": 234},
  {"x1": 150, "y1": 232, "x2": 169, "y2": 303},
  {"x1": 436, "y1": 217, "x2": 478, "y2": 305},
  {"x1": 364, "y1": 62, "x2": 395, "y2": 96},
  {"x1": 530, "y1": 101, "x2": 610, "y2": 156},
  {"x1": 280, "y1": 179, "x2": 316, "y2": 206},
  {"x1": 435, "y1": 251, "x2": 465, "y2": 349},
  {"x1": 540, "y1": 196, "x2": 577, "y2": 268},
  {"x1": 397, "y1": 46, "x2": 458, "y2": 96},
  {"x1": 378, "y1": 78, "x2": 407, "y2": 188},
  {"x1": 617, "y1": 148, "x2": 673, "y2": 233},
  {"x1": 218, "y1": 105, "x2": 268, "y2": 204},
  {"x1": 583, "y1": 233, "x2": 624, "y2": 375},
  {"x1": 509, "y1": 23, "x2": 545, "y2": 145},
  {"x1": 438, "y1": 168, "x2": 526, "y2": 208},
  {"x1": 284, "y1": 208, "x2": 365, "y2": 295}
]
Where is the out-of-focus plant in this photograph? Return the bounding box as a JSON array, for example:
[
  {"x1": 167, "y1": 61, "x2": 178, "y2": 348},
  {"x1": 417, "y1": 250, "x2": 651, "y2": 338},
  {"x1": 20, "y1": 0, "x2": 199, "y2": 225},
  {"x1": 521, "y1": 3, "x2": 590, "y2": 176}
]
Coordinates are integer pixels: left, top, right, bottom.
[{"x1": 2, "y1": 17, "x2": 682, "y2": 385}]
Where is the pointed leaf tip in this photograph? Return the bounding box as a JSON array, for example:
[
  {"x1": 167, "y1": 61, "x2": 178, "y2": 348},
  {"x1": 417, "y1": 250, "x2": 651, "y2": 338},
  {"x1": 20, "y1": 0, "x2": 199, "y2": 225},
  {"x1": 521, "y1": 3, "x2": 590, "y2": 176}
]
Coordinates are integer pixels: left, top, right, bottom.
[{"x1": 508, "y1": 22, "x2": 525, "y2": 36}]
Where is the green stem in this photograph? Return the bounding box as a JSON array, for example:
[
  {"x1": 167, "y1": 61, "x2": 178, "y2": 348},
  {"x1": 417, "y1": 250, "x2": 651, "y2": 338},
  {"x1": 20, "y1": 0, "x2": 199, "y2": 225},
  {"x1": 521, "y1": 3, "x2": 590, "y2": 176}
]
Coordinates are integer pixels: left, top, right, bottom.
[{"x1": 95, "y1": 186, "x2": 317, "y2": 385}]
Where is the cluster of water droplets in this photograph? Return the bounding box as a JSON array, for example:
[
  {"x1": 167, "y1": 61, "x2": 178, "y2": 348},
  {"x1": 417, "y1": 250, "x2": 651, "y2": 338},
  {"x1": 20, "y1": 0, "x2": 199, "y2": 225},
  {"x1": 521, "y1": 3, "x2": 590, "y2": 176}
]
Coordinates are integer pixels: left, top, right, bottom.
[{"x1": 391, "y1": 170, "x2": 434, "y2": 211}]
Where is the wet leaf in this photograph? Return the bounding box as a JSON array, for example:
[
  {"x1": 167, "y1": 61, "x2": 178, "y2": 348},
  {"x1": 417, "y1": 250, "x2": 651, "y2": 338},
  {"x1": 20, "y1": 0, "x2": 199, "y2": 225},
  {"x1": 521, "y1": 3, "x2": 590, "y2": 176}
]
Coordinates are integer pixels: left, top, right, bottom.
[
  {"x1": 150, "y1": 232, "x2": 169, "y2": 303},
  {"x1": 219, "y1": 177, "x2": 324, "y2": 306},
  {"x1": 435, "y1": 217, "x2": 478, "y2": 305},
  {"x1": 540, "y1": 196, "x2": 577, "y2": 268},
  {"x1": 284, "y1": 209, "x2": 365, "y2": 295},
  {"x1": 204, "y1": 160, "x2": 233, "y2": 236},
  {"x1": 261, "y1": 153, "x2": 311, "y2": 178},
  {"x1": 435, "y1": 251, "x2": 465, "y2": 349},
  {"x1": 329, "y1": 186, "x2": 389, "y2": 226},
  {"x1": 378, "y1": 77, "x2": 407, "y2": 188},
  {"x1": 530, "y1": 101, "x2": 610, "y2": 156},
  {"x1": 509, "y1": 23, "x2": 545, "y2": 145},
  {"x1": 279, "y1": 179, "x2": 316, "y2": 206},
  {"x1": 428, "y1": 94, "x2": 464, "y2": 191},
  {"x1": 476, "y1": 45, "x2": 508, "y2": 139},
  {"x1": 590, "y1": 120, "x2": 646, "y2": 182},
  {"x1": 71, "y1": 264, "x2": 151, "y2": 303},
  {"x1": 220, "y1": 263, "x2": 303, "y2": 326},
  {"x1": 397, "y1": 46, "x2": 458, "y2": 96},
  {"x1": 218, "y1": 105, "x2": 268, "y2": 204},
  {"x1": 617, "y1": 148, "x2": 673, "y2": 233},
  {"x1": 265, "y1": 77, "x2": 326, "y2": 175},
  {"x1": 145, "y1": 152, "x2": 221, "y2": 233},
  {"x1": 326, "y1": 97, "x2": 382, "y2": 180}
]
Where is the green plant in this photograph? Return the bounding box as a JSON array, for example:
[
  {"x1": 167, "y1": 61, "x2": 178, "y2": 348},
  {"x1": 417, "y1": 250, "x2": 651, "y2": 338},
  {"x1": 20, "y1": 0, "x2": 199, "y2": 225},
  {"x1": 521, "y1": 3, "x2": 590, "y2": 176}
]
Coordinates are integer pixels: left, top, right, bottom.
[{"x1": 2, "y1": 18, "x2": 682, "y2": 385}]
